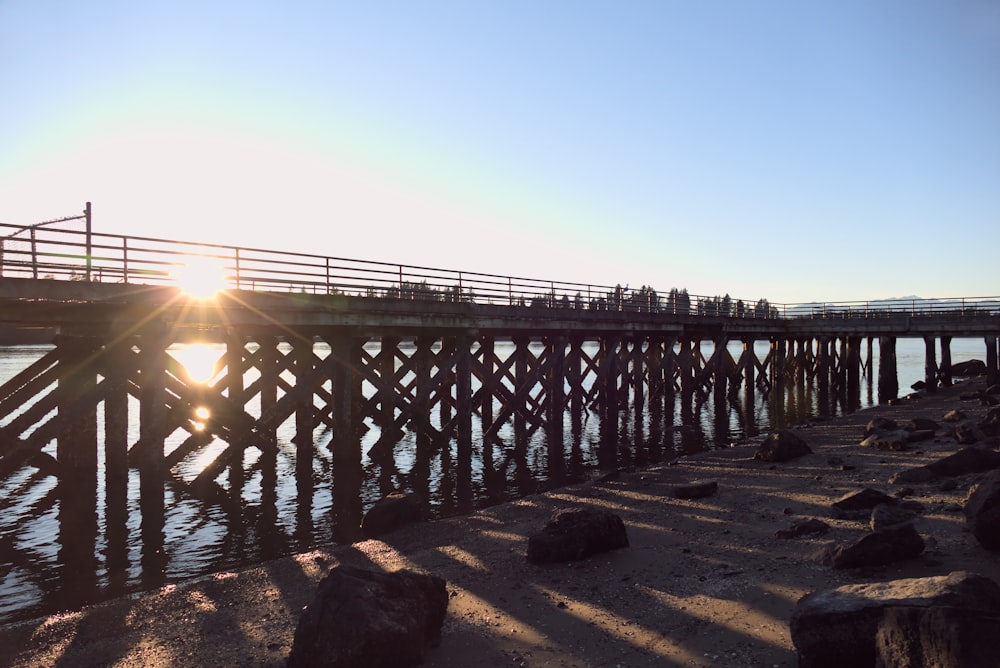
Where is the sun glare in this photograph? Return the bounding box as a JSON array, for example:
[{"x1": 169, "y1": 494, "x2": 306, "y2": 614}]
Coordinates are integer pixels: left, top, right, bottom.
[
  {"x1": 169, "y1": 342, "x2": 224, "y2": 384},
  {"x1": 192, "y1": 406, "x2": 211, "y2": 431},
  {"x1": 173, "y1": 256, "x2": 229, "y2": 299}
]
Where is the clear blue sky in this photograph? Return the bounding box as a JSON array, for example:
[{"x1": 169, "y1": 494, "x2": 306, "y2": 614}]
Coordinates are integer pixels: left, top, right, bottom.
[{"x1": 2, "y1": 1, "x2": 998, "y2": 304}]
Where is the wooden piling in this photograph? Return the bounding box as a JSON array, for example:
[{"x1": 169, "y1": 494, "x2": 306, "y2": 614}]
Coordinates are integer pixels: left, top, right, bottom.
[
  {"x1": 546, "y1": 335, "x2": 566, "y2": 486},
  {"x1": 293, "y1": 336, "x2": 315, "y2": 480},
  {"x1": 878, "y1": 336, "x2": 898, "y2": 403},
  {"x1": 329, "y1": 330, "x2": 362, "y2": 544},
  {"x1": 923, "y1": 335, "x2": 938, "y2": 393},
  {"x1": 939, "y1": 336, "x2": 952, "y2": 386},
  {"x1": 987, "y1": 335, "x2": 999, "y2": 388},
  {"x1": 599, "y1": 335, "x2": 619, "y2": 469},
  {"x1": 103, "y1": 338, "x2": 130, "y2": 574},
  {"x1": 138, "y1": 328, "x2": 168, "y2": 582}
]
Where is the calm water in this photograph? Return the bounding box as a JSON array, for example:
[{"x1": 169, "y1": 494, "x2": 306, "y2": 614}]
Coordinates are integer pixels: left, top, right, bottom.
[{"x1": 0, "y1": 336, "x2": 989, "y2": 623}]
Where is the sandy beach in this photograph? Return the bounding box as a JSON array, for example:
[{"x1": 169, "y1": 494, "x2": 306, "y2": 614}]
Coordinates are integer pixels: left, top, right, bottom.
[{"x1": 2, "y1": 377, "x2": 998, "y2": 668}]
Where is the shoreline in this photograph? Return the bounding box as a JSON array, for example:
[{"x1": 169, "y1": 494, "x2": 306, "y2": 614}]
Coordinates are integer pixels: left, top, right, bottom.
[{"x1": 2, "y1": 377, "x2": 998, "y2": 667}]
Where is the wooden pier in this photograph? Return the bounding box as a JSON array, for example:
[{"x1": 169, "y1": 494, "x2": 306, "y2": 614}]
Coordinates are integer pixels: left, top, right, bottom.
[{"x1": 0, "y1": 217, "x2": 998, "y2": 619}]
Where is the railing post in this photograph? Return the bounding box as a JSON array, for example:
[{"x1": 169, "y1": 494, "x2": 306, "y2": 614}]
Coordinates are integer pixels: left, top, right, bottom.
[
  {"x1": 85, "y1": 201, "x2": 92, "y2": 281},
  {"x1": 122, "y1": 237, "x2": 129, "y2": 283},
  {"x1": 30, "y1": 227, "x2": 38, "y2": 279},
  {"x1": 326, "y1": 257, "x2": 331, "y2": 294},
  {"x1": 508, "y1": 277, "x2": 513, "y2": 305},
  {"x1": 234, "y1": 248, "x2": 241, "y2": 289}
]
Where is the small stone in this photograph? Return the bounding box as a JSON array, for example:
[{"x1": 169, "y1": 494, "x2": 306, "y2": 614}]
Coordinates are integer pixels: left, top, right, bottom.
[{"x1": 672, "y1": 480, "x2": 719, "y2": 500}]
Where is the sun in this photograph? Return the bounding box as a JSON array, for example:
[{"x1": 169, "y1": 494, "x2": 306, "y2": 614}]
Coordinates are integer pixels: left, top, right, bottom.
[{"x1": 172, "y1": 255, "x2": 230, "y2": 299}]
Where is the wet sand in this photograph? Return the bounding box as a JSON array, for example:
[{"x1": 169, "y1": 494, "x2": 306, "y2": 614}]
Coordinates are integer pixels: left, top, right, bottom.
[{"x1": 2, "y1": 378, "x2": 998, "y2": 667}]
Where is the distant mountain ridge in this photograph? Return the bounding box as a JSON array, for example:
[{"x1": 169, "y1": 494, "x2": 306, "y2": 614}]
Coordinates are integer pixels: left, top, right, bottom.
[{"x1": 786, "y1": 295, "x2": 1000, "y2": 317}]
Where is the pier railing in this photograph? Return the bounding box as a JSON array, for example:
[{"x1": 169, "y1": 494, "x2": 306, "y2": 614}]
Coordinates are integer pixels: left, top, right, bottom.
[{"x1": 1, "y1": 220, "x2": 997, "y2": 320}]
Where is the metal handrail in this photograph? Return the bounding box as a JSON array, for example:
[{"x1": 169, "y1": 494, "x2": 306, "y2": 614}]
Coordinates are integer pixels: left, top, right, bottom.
[{"x1": 1, "y1": 220, "x2": 997, "y2": 320}]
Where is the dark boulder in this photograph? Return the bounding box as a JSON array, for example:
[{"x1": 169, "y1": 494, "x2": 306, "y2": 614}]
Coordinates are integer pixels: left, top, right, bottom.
[
  {"x1": 831, "y1": 488, "x2": 897, "y2": 520},
  {"x1": 965, "y1": 469, "x2": 1000, "y2": 552},
  {"x1": 876, "y1": 603, "x2": 1000, "y2": 667},
  {"x1": 926, "y1": 447, "x2": 1000, "y2": 477},
  {"x1": 288, "y1": 565, "x2": 448, "y2": 668},
  {"x1": 865, "y1": 417, "x2": 898, "y2": 437},
  {"x1": 954, "y1": 423, "x2": 981, "y2": 445},
  {"x1": 859, "y1": 430, "x2": 911, "y2": 451},
  {"x1": 951, "y1": 360, "x2": 987, "y2": 377},
  {"x1": 860, "y1": 416, "x2": 935, "y2": 450},
  {"x1": 526, "y1": 506, "x2": 629, "y2": 564},
  {"x1": 362, "y1": 493, "x2": 424, "y2": 538},
  {"x1": 790, "y1": 571, "x2": 1000, "y2": 668},
  {"x1": 870, "y1": 503, "x2": 920, "y2": 532},
  {"x1": 753, "y1": 430, "x2": 812, "y2": 463},
  {"x1": 890, "y1": 466, "x2": 936, "y2": 484},
  {"x1": 818, "y1": 522, "x2": 924, "y2": 569},
  {"x1": 981, "y1": 407, "x2": 1000, "y2": 437}
]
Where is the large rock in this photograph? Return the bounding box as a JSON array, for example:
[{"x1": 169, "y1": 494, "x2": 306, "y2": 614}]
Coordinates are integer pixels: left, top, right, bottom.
[
  {"x1": 864, "y1": 417, "x2": 898, "y2": 437},
  {"x1": 753, "y1": 430, "x2": 812, "y2": 462},
  {"x1": 818, "y1": 522, "x2": 925, "y2": 569},
  {"x1": 831, "y1": 488, "x2": 897, "y2": 520},
  {"x1": 288, "y1": 565, "x2": 448, "y2": 668},
  {"x1": 893, "y1": 447, "x2": 1000, "y2": 484},
  {"x1": 965, "y1": 469, "x2": 1000, "y2": 551},
  {"x1": 951, "y1": 360, "x2": 987, "y2": 377},
  {"x1": 859, "y1": 430, "x2": 911, "y2": 451},
  {"x1": 526, "y1": 506, "x2": 629, "y2": 563},
  {"x1": 954, "y1": 422, "x2": 982, "y2": 444},
  {"x1": 876, "y1": 604, "x2": 1000, "y2": 667},
  {"x1": 890, "y1": 466, "x2": 936, "y2": 484},
  {"x1": 790, "y1": 571, "x2": 1000, "y2": 668},
  {"x1": 362, "y1": 493, "x2": 424, "y2": 538},
  {"x1": 870, "y1": 503, "x2": 921, "y2": 532},
  {"x1": 859, "y1": 417, "x2": 937, "y2": 450},
  {"x1": 981, "y1": 407, "x2": 1000, "y2": 437},
  {"x1": 926, "y1": 446, "x2": 1000, "y2": 477}
]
